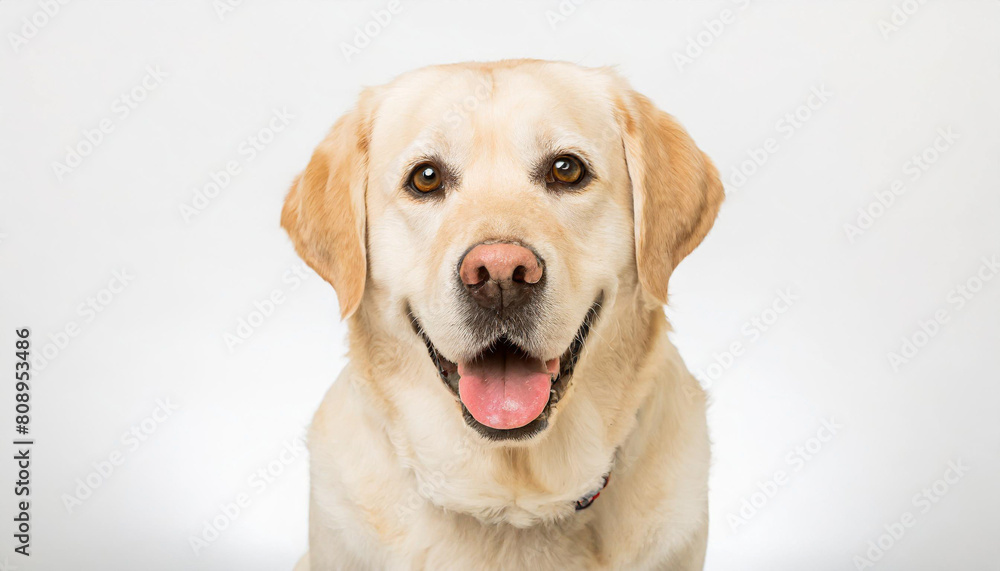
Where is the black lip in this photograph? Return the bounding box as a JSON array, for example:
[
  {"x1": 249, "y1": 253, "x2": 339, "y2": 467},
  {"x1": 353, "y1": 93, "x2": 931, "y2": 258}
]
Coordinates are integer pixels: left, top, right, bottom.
[{"x1": 409, "y1": 296, "x2": 602, "y2": 442}]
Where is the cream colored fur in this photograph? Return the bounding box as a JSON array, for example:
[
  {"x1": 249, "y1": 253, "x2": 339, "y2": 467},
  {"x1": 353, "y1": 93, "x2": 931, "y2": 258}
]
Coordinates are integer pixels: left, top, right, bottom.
[{"x1": 283, "y1": 60, "x2": 723, "y2": 571}]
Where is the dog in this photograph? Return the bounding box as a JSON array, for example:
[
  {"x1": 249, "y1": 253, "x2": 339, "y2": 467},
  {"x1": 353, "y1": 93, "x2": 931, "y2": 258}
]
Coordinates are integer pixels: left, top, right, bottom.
[{"x1": 282, "y1": 60, "x2": 723, "y2": 570}]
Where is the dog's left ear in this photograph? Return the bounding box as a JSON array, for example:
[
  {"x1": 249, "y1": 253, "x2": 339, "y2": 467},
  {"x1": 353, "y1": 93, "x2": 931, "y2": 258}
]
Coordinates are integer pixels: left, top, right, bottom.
[
  {"x1": 618, "y1": 90, "x2": 724, "y2": 305},
  {"x1": 281, "y1": 91, "x2": 374, "y2": 319}
]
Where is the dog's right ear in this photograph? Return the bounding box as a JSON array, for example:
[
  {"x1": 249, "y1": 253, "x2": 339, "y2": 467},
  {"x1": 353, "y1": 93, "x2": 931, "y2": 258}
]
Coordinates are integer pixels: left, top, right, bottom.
[{"x1": 281, "y1": 93, "x2": 373, "y2": 319}]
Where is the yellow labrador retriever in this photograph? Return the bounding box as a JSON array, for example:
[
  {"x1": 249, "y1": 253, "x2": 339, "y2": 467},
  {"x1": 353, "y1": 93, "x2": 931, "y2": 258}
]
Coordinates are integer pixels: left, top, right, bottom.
[{"x1": 283, "y1": 60, "x2": 723, "y2": 570}]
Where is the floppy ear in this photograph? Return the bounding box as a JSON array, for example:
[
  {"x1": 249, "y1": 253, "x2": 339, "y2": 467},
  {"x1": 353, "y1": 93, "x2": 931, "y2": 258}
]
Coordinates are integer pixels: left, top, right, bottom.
[
  {"x1": 618, "y1": 91, "x2": 724, "y2": 305},
  {"x1": 281, "y1": 96, "x2": 372, "y2": 318}
]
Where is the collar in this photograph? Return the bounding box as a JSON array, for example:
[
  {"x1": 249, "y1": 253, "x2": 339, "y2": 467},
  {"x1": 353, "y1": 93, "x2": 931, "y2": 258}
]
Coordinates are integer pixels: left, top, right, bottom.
[{"x1": 574, "y1": 473, "x2": 610, "y2": 511}]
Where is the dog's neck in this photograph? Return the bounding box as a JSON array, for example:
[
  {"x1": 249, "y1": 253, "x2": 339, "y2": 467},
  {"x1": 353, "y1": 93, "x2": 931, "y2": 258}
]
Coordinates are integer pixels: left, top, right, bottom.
[{"x1": 345, "y1": 292, "x2": 676, "y2": 526}]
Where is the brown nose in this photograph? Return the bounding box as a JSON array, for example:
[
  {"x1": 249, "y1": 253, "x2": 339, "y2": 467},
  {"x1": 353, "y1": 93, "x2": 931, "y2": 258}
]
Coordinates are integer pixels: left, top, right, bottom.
[{"x1": 459, "y1": 243, "x2": 543, "y2": 310}]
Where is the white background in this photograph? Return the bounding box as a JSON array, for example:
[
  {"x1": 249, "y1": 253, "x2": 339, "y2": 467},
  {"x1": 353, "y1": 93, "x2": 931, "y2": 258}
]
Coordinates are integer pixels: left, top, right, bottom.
[{"x1": 1, "y1": 1, "x2": 998, "y2": 570}]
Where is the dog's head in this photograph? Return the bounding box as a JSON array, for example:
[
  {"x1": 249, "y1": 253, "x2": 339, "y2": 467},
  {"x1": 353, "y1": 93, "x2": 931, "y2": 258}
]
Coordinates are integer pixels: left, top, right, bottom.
[{"x1": 283, "y1": 60, "x2": 722, "y2": 444}]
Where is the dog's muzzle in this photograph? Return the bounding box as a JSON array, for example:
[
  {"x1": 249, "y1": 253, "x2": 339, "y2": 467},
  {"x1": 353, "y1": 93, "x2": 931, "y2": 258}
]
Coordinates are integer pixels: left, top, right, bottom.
[{"x1": 410, "y1": 295, "x2": 602, "y2": 442}]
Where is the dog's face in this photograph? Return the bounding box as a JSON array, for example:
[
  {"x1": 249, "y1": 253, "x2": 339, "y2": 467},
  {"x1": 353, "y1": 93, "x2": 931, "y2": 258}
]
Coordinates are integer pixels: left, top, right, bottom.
[{"x1": 283, "y1": 61, "x2": 722, "y2": 444}]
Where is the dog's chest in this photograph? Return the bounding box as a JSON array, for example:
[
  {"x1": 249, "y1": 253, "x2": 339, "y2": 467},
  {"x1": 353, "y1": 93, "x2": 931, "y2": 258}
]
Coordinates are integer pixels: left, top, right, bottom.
[{"x1": 393, "y1": 509, "x2": 606, "y2": 571}]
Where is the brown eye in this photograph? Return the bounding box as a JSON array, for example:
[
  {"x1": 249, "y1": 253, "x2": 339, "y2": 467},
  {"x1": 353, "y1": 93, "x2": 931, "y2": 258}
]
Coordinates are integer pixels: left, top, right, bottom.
[
  {"x1": 550, "y1": 155, "x2": 584, "y2": 184},
  {"x1": 410, "y1": 163, "x2": 442, "y2": 193}
]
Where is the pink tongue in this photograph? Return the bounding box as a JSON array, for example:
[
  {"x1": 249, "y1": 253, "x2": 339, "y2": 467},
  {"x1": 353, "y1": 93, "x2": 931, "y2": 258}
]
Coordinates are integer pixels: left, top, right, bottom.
[{"x1": 458, "y1": 353, "x2": 560, "y2": 430}]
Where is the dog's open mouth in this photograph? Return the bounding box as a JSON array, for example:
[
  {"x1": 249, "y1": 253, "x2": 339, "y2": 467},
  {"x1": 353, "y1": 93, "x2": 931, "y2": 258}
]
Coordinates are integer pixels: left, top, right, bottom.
[{"x1": 411, "y1": 298, "x2": 601, "y2": 441}]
